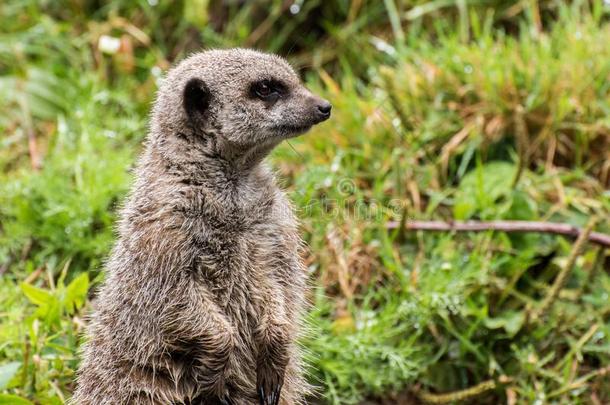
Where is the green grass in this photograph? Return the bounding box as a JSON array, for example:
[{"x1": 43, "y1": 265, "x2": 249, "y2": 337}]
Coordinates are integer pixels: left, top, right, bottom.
[{"x1": 1, "y1": 1, "x2": 609, "y2": 404}]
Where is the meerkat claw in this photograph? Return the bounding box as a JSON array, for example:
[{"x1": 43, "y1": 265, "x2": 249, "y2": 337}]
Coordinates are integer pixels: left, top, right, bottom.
[
  {"x1": 270, "y1": 385, "x2": 280, "y2": 404},
  {"x1": 274, "y1": 385, "x2": 281, "y2": 401},
  {"x1": 258, "y1": 377, "x2": 282, "y2": 405},
  {"x1": 220, "y1": 395, "x2": 235, "y2": 405}
]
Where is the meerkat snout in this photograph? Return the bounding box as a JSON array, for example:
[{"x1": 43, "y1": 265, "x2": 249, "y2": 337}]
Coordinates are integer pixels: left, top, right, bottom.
[
  {"x1": 315, "y1": 100, "x2": 332, "y2": 121},
  {"x1": 306, "y1": 95, "x2": 332, "y2": 124}
]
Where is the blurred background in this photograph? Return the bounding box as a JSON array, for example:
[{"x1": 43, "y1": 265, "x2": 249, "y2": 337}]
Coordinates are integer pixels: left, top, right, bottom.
[{"x1": 1, "y1": 0, "x2": 609, "y2": 404}]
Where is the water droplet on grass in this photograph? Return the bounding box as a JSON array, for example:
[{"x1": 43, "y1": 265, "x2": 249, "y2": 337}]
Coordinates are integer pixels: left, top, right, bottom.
[{"x1": 290, "y1": 4, "x2": 301, "y2": 14}]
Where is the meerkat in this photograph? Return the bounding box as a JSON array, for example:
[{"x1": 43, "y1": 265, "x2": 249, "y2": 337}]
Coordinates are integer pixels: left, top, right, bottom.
[{"x1": 71, "y1": 49, "x2": 331, "y2": 405}]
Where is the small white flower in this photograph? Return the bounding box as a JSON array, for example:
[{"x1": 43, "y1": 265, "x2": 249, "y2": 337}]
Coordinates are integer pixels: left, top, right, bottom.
[
  {"x1": 370, "y1": 37, "x2": 396, "y2": 56},
  {"x1": 98, "y1": 35, "x2": 121, "y2": 55}
]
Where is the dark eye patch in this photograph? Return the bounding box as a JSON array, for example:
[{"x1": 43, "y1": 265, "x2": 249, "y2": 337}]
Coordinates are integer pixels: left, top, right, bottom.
[{"x1": 250, "y1": 79, "x2": 287, "y2": 102}]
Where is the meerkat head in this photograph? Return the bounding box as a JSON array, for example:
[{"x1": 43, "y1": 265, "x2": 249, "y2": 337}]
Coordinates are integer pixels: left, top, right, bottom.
[{"x1": 152, "y1": 49, "x2": 331, "y2": 158}]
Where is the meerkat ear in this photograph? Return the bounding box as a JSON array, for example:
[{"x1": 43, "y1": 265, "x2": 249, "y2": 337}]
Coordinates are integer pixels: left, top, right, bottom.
[{"x1": 183, "y1": 78, "x2": 211, "y2": 120}]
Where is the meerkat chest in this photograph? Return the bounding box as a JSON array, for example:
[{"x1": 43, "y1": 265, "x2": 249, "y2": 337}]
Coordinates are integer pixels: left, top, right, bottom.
[{"x1": 192, "y1": 194, "x2": 298, "y2": 301}]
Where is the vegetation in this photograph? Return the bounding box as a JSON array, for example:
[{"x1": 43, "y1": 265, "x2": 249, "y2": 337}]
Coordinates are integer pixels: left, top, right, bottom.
[{"x1": 1, "y1": 0, "x2": 609, "y2": 403}]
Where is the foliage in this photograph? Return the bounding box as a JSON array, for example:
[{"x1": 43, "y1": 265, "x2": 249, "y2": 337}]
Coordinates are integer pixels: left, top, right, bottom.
[{"x1": 1, "y1": 0, "x2": 609, "y2": 404}]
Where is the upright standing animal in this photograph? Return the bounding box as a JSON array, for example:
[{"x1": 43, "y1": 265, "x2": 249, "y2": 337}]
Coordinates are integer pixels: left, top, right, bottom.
[{"x1": 72, "y1": 49, "x2": 331, "y2": 405}]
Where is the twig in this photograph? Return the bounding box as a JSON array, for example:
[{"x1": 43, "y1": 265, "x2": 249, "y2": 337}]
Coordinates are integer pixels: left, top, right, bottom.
[
  {"x1": 586, "y1": 246, "x2": 606, "y2": 285},
  {"x1": 18, "y1": 94, "x2": 41, "y2": 171},
  {"x1": 380, "y1": 68, "x2": 413, "y2": 133},
  {"x1": 554, "y1": 323, "x2": 599, "y2": 372},
  {"x1": 575, "y1": 246, "x2": 605, "y2": 301},
  {"x1": 513, "y1": 105, "x2": 529, "y2": 187},
  {"x1": 23, "y1": 266, "x2": 44, "y2": 284},
  {"x1": 417, "y1": 376, "x2": 512, "y2": 403},
  {"x1": 386, "y1": 219, "x2": 610, "y2": 248},
  {"x1": 530, "y1": 217, "x2": 598, "y2": 321},
  {"x1": 548, "y1": 365, "x2": 610, "y2": 398},
  {"x1": 326, "y1": 228, "x2": 353, "y2": 300},
  {"x1": 245, "y1": 0, "x2": 291, "y2": 46}
]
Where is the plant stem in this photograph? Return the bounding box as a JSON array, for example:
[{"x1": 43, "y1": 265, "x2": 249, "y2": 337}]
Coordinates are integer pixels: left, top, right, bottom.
[{"x1": 530, "y1": 217, "x2": 598, "y2": 321}]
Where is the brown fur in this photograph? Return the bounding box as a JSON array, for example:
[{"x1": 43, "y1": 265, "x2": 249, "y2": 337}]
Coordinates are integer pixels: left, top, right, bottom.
[{"x1": 72, "y1": 49, "x2": 331, "y2": 405}]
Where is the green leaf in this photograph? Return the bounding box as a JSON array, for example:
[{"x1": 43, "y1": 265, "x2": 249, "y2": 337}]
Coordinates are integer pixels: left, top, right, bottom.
[
  {"x1": 484, "y1": 311, "x2": 525, "y2": 337},
  {"x1": 0, "y1": 394, "x2": 34, "y2": 405},
  {"x1": 20, "y1": 283, "x2": 58, "y2": 325},
  {"x1": 20, "y1": 283, "x2": 52, "y2": 307},
  {"x1": 0, "y1": 362, "x2": 21, "y2": 389},
  {"x1": 506, "y1": 190, "x2": 537, "y2": 220},
  {"x1": 454, "y1": 161, "x2": 517, "y2": 219},
  {"x1": 183, "y1": 0, "x2": 209, "y2": 27},
  {"x1": 65, "y1": 273, "x2": 89, "y2": 314},
  {"x1": 454, "y1": 200, "x2": 475, "y2": 221}
]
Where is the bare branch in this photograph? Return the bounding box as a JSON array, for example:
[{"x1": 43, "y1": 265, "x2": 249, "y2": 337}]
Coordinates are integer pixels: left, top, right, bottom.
[{"x1": 386, "y1": 220, "x2": 610, "y2": 248}]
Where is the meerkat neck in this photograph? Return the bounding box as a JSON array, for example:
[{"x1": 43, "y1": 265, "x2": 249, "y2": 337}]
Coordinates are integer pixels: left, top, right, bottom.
[
  {"x1": 148, "y1": 137, "x2": 274, "y2": 197},
  {"x1": 215, "y1": 137, "x2": 280, "y2": 172}
]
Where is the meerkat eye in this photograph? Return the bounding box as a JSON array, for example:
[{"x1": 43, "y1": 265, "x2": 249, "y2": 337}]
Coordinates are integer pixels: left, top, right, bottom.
[
  {"x1": 251, "y1": 80, "x2": 285, "y2": 102},
  {"x1": 256, "y1": 81, "x2": 273, "y2": 98}
]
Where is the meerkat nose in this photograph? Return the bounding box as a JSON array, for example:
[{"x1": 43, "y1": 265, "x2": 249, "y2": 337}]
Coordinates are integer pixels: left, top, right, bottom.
[{"x1": 315, "y1": 100, "x2": 332, "y2": 121}]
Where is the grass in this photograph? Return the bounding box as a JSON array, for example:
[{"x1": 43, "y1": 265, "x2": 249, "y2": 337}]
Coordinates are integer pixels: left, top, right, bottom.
[{"x1": 1, "y1": 1, "x2": 609, "y2": 404}]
